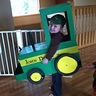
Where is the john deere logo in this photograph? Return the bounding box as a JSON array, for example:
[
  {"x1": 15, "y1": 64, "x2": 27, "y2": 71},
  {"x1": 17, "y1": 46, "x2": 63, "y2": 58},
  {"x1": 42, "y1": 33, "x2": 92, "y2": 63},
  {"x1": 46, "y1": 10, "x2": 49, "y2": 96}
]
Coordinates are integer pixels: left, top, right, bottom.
[{"x1": 25, "y1": 59, "x2": 37, "y2": 64}]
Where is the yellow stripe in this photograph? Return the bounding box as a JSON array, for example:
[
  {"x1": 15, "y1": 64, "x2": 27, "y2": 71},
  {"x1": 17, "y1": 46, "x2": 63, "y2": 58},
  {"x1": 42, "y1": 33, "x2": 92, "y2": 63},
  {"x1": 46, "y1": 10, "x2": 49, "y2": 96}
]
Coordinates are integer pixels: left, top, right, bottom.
[
  {"x1": 19, "y1": 54, "x2": 45, "y2": 66},
  {"x1": 53, "y1": 46, "x2": 78, "y2": 58},
  {"x1": 19, "y1": 46, "x2": 79, "y2": 66}
]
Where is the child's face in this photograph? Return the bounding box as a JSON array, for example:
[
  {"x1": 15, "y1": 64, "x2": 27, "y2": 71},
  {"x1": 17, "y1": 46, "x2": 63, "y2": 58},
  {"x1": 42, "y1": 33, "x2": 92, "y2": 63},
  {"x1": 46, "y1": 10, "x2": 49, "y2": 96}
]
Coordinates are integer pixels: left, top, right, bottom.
[{"x1": 49, "y1": 22, "x2": 62, "y2": 33}]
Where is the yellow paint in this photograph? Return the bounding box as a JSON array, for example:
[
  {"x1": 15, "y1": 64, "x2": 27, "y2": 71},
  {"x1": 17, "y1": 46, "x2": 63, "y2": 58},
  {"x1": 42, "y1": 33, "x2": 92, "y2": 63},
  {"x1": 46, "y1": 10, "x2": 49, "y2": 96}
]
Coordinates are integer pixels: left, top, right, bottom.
[
  {"x1": 30, "y1": 72, "x2": 41, "y2": 82},
  {"x1": 19, "y1": 54, "x2": 45, "y2": 66},
  {"x1": 53, "y1": 46, "x2": 78, "y2": 58}
]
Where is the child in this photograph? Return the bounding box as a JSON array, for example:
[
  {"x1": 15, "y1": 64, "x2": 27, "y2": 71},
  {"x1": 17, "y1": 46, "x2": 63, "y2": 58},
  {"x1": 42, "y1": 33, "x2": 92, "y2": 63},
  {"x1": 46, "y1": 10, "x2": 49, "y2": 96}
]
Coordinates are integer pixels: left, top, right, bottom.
[
  {"x1": 83, "y1": 61, "x2": 96, "y2": 96},
  {"x1": 42, "y1": 14, "x2": 69, "y2": 96}
]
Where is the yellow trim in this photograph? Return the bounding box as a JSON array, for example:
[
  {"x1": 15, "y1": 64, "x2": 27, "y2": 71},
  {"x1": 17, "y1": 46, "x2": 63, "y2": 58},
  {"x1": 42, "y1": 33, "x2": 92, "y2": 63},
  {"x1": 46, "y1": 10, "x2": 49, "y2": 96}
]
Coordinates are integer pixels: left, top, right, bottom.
[
  {"x1": 19, "y1": 54, "x2": 46, "y2": 66},
  {"x1": 19, "y1": 46, "x2": 79, "y2": 66},
  {"x1": 53, "y1": 46, "x2": 78, "y2": 58}
]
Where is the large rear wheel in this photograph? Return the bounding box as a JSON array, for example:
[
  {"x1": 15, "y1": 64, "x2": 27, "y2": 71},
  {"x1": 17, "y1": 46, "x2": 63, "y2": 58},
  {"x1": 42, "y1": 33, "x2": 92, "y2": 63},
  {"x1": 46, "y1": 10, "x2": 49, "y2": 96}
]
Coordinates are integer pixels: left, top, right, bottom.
[{"x1": 55, "y1": 53, "x2": 81, "y2": 76}]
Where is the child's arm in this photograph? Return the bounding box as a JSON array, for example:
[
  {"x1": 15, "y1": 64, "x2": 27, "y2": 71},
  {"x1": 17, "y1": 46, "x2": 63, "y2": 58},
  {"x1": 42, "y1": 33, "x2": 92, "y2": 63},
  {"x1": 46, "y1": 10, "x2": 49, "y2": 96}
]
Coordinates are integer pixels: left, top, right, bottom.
[
  {"x1": 42, "y1": 34, "x2": 61, "y2": 64},
  {"x1": 83, "y1": 65, "x2": 95, "y2": 69},
  {"x1": 83, "y1": 61, "x2": 96, "y2": 69},
  {"x1": 42, "y1": 43, "x2": 59, "y2": 64}
]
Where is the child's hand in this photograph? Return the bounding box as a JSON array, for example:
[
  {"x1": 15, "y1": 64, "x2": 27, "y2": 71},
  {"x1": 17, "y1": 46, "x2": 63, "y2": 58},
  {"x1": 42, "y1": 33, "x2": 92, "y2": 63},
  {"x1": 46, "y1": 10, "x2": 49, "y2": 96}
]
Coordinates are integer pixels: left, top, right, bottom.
[
  {"x1": 83, "y1": 65, "x2": 94, "y2": 69},
  {"x1": 42, "y1": 58, "x2": 48, "y2": 64}
]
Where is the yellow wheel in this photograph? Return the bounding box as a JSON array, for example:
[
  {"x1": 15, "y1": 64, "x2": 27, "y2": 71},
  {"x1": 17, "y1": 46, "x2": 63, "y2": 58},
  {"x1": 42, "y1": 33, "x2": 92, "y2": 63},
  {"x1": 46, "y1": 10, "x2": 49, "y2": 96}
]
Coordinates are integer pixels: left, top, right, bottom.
[
  {"x1": 55, "y1": 53, "x2": 81, "y2": 76},
  {"x1": 27, "y1": 68, "x2": 45, "y2": 84}
]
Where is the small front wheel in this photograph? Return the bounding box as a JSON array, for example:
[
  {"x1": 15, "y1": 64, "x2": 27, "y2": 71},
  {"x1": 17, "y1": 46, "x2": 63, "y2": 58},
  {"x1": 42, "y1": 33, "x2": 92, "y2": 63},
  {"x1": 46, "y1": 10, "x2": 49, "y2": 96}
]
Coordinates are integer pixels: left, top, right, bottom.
[{"x1": 27, "y1": 68, "x2": 45, "y2": 84}]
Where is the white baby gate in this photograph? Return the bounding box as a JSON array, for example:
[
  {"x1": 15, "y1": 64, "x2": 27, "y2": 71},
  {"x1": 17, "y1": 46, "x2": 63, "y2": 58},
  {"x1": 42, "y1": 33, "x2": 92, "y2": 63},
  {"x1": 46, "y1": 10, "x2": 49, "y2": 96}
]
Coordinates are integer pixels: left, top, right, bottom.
[{"x1": 0, "y1": 30, "x2": 45, "y2": 76}]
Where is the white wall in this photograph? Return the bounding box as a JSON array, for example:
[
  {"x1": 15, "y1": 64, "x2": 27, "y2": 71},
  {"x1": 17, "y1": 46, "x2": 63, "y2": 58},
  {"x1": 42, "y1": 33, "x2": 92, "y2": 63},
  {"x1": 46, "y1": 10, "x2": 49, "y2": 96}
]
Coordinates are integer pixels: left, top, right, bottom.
[
  {"x1": 0, "y1": 43, "x2": 1, "y2": 54},
  {"x1": 74, "y1": 0, "x2": 96, "y2": 6},
  {"x1": 0, "y1": 0, "x2": 14, "y2": 30}
]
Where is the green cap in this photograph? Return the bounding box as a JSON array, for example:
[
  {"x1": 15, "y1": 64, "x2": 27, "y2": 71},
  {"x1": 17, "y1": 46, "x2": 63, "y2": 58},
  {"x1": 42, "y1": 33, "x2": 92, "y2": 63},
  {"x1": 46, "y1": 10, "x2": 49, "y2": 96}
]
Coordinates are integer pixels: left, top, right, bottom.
[{"x1": 50, "y1": 14, "x2": 66, "y2": 27}]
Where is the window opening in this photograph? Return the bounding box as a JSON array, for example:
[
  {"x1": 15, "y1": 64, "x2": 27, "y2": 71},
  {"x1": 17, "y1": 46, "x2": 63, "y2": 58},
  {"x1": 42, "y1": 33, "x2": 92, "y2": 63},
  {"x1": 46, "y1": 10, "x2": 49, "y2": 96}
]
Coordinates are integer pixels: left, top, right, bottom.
[{"x1": 10, "y1": 0, "x2": 40, "y2": 16}]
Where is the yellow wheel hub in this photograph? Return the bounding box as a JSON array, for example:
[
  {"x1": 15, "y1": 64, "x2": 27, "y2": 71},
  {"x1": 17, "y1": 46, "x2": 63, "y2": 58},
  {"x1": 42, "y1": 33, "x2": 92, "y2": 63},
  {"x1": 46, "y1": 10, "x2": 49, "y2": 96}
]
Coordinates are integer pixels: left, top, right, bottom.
[
  {"x1": 30, "y1": 72, "x2": 41, "y2": 82},
  {"x1": 57, "y1": 56, "x2": 78, "y2": 74}
]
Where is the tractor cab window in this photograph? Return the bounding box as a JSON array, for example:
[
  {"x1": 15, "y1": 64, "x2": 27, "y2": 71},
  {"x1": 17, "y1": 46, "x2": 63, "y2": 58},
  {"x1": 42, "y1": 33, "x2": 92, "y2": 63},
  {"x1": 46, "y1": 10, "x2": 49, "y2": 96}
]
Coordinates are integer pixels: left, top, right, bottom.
[{"x1": 46, "y1": 12, "x2": 71, "y2": 43}]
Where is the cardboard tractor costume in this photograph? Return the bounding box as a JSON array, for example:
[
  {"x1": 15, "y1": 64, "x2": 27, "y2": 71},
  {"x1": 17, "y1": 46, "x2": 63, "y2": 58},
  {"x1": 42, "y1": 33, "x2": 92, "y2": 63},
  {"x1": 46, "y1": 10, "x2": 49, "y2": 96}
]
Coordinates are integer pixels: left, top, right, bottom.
[{"x1": 14, "y1": 2, "x2": 82, "y2": 84}]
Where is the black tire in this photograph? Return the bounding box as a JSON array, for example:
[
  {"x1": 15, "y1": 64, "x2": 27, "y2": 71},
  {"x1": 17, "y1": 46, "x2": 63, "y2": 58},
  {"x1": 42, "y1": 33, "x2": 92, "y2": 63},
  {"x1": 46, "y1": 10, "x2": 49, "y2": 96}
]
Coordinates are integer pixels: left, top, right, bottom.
[
  {"x1": 27, "y1": 68, "x2": 45, "y2": 84},
  {"x1": 55, "y1": 53, "x2": 81, "y2": 76}
]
